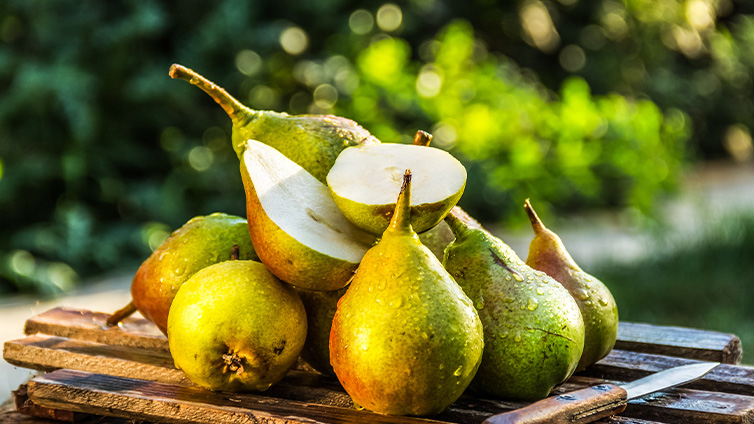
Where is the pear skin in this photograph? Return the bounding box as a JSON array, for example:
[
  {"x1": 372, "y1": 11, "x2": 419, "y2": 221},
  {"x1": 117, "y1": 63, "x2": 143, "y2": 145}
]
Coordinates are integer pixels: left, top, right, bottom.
[
  {"x1": 170, "y1": 64, "x2": 379, "y2": 182},
  {"x1": 294, "y1": 286, "x2": 347, "y2": 376},
  {"x1": 168, "y1": 260, "x2": 307, "y2": 392},
  {"x1": 130, "y1": 213, "x2": 258, "y2": 335},
  {"x1": 330, "y1": 171, "x2": 484, "y2": 416},
  {"x1": 524, "y1": 199, "x2": 619, "y2": 371},
  {"x1": 443, "y1": 207, "x2": 584, "y2": 401}
]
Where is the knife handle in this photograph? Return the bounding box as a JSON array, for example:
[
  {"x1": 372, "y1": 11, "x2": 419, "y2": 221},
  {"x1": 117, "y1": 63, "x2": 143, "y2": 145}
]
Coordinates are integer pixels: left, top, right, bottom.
[{"x1": 482, "y1": 384, "x2": 628, "y2": 424}]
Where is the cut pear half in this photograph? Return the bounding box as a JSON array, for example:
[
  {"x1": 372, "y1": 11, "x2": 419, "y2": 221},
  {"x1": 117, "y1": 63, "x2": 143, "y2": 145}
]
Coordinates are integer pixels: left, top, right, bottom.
[
  {"x1": 241, "y1": 139, "x2": 375, "y2": 291},
  {"x1": 326, "y1": 143, "x2": 467, "y2": 235}
]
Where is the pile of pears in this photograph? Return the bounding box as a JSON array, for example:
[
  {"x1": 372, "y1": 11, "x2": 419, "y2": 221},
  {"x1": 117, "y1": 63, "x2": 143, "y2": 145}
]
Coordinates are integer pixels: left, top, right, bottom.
[{"x1": 109, "y1": 64, "x2": 619, "y2": 416}]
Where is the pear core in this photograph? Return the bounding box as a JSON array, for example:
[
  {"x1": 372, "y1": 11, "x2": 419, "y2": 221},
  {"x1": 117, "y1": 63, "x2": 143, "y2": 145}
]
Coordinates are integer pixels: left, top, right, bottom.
[{"x1": 242, "y1": 139, "x2": 372, "y2": 264}]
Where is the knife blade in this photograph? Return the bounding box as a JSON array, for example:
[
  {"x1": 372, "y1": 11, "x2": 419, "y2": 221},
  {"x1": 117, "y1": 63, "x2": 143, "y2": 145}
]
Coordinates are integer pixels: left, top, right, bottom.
[{"x1": 482, "y1": 361, "x2": 719, "y2": 424}]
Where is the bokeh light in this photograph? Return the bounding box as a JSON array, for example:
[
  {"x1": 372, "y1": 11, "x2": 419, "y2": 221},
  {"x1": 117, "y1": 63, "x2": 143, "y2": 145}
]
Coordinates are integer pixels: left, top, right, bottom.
[{"x1": 280, "y1": 26, "x2": 309, "y2": 55}]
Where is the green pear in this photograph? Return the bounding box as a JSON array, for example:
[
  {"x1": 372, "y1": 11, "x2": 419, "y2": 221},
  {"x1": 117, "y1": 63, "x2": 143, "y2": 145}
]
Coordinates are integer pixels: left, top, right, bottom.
[
  {"x1": 330, "y1": 170, "x2": 484, "y2": 416},
  {"x1": 524, "y1": 199, "x2": 618, "y2": 371},
  {"x1": 126, "y1": 213, "x2": 258, "y2": 335},
  {"x1": 169, "y1": 64, "x2": 379, "y2": 182},
  {"x1": 326, "y1": 143, "x2": 466, "y2": 235},
  {"x1": 168, "y1": 259, "x2": 307, "y2": 392},
  {"x1": 294, "y1": 286, "x2": 347, "y2": 376},
  {"x1": 240, "y1": 139, "x2": 374, "y2": 291},
  {"x1": 443, "y1": 207, "x2": 584, "y2": 401},
  {"x1": 418, "y1": 221, "x2": 455, "y2": 260}
]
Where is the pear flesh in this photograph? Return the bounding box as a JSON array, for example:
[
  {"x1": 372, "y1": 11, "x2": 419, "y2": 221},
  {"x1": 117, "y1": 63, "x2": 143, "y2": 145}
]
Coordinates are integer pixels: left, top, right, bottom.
[
  {"x1": 443, "y1": 207, "x2": 585, "y2": 401},
  {"x1": 330, "y1": 171, "x2": 484, "y2": 416},
  {"x1": 241, "y1": 139, "x2": 374, "y2": 291},
  {"x1": 167, "y1": 260, "x2": 307, "y2": 392},
  {"x1": 130, "y1": 213, "x2": 258, "y2": 335},
  {"x1": 326, "y1": 143, "x2": 466, "y2": 235},
  {"x1": 524, "y1": 199, "x2": 618, "y2": 371}
]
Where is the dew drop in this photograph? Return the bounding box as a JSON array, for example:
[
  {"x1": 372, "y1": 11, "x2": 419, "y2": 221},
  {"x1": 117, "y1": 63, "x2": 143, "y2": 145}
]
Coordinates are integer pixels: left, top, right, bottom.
[
  {"x1": 475, "y1": 298, "x2": 485, "y2": 310},
  {"x1": 453, "y1": 365, "x2": 463, "y2": 376},
  {"x1": 512, "y1": 273, "x2": 524, "y2": 282},
  {"x1": 514, "y1": 333, "x2": 522, "y2": 343},
  {"x1": 536, "y1": 287, "x2": 545, "y2": 295},
  {"x1": 574, "y1": 288, "x2": 590, "y2": 301},
  {"x1": 377, "y1": 280, "x2": 387, "y2": 291},
  {"x1": 503, "y1": 297, "x2": 515, "y2": 303},
  {"x1": 505, "y1": 275, "x2": 512, "y2": 282},
  {"x1": 390, "y1": 298, "x2": 403, "y2": 308},
  {"x1": 439, "y1": 363, "x2": 445, "y2": 370},
  {"x1": 527, "y1": 297, "x2": 539, "y2": 311},
  {"x1": 173, "y1": 260, "x2": 187, "y2": 276},
  {"x1": 598, "y1": 297, "x2": 609, "y2": 306}
]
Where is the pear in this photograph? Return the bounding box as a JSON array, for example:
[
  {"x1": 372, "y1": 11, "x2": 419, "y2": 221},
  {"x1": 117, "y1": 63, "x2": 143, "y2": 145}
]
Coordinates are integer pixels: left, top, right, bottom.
[
  {"x1": 169, "y1": 64, "x2": 379, "y2": 182},
  {"x1": 330, "y1": 170, "x2": 484, "y2": 416},
  {"x1": 120, "y1": 213, "x2": 258, "y2": 335},
  {"x1": 418, "y1": 220, "x2": 455, "y2": 260},
  {"x1": 294, "y1": 286, "x2": 347, "y2": 376},
  {"x1": 241, "y1": 139, "x2": 374, "y2": 291},
  {"x1": 443, "y1": 207, "x2": 584, "y2": 401},
  {"x1": 524, "y1": 199, "x2": 618, "y2": 371},
  {"x1": 168, "y1": 259, "x2": 307, "y2": 392},
  {"x1": 326, "y1": 143, "x2": 466, "y2": 235}
]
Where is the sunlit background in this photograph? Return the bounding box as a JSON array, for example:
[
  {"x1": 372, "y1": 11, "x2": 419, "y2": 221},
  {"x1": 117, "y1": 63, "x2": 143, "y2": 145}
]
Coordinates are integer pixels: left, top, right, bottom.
[{"x1": 1, "y1": 1, "x2": 754, "y2": 360}]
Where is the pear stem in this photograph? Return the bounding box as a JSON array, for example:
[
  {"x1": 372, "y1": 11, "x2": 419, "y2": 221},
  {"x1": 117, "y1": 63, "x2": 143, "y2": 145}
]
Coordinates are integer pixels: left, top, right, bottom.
[
  {"x1": 169, "y1": 64, "x2": 251, "y2": 120},
  {"x1": 105, "y1": 301, "x2": 137, "y2": 327},
  {"x1": 412, "y1": 130, "x2": 432, "y2": 147},
  {"x1": 524, "y1": 198, "x2": 547, "y2": 235},
  {"x1": 230, "y1": 244, "x2": 240, "y2": 261},
  {"x1": 387, "y1": 170, "x2": 413, "y2": 233}
]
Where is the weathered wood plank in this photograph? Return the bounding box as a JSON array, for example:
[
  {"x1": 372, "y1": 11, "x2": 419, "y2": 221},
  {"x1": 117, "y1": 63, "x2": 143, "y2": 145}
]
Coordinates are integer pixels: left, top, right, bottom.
[
  {"x1": 617, "y1": 322, "x2": 742, "y2": 364},
  {"x1": 25, "y1": 370, "x2": 668, "y2": 424},
  {"x1": 2, "y1": 335, "x2": 192, "y2": 386},
  {"x1": 25, "y1": 308, "x2": 744, "y2": 365},
  {"x1": 27, "y1": 369, "x2": 450, "y2": 424},
  {"x1": 23, "y1": 307, "x2": 168, "y2": 352},
  {"x1": 13, "y1": 384, "x2": 83, "y2": 423},
  {"x1": 9, "y1": 330, "x2": 754, "y2": 403},
  {"x1": 581, "y1": 349, "x2": 754, "y2": 396}
]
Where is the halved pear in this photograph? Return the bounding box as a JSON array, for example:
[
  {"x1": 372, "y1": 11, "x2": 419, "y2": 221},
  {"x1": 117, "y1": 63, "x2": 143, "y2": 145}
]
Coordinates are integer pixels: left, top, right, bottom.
[
  {"x1": 326, "y1": 143, "x2": 467, "y2": 235},
  {"x1": 241, "y1": 139, "x2": 374, "y2": 291}
]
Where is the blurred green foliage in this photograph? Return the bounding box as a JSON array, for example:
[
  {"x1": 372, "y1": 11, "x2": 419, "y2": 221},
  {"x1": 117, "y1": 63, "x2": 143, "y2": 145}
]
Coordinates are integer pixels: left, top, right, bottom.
[{"x1": 0, "y1": 0, "x2": 753, "y2": 294}]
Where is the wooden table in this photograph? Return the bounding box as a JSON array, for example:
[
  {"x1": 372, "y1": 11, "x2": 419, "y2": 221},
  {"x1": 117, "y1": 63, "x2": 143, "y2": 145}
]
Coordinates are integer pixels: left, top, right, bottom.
[{"x1": 2, "y1": 307, "x2": 752, "y2": 423}]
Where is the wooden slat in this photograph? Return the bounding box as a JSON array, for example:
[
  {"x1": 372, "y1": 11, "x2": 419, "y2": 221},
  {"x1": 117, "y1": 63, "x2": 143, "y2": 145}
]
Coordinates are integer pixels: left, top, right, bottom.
[
  {"x1": 24, "y1": 308, "x2": 744, "y2": 365},
  {"x1": 617, "y1": 322, "x2": 742, "y2": 364},
  {"x1": 2, "y1": 335, "x2": 191, "y2": 386},
  {"x1": 23, "y1": 307, "x2": 168, "y2": 352},
  {"x1": 25, "y1": 370, "x2": 670, "y2": 424},
  {"x1": 27, "y1": 369, "x2": 449, "y2": 424},
  {"x1": 581, "y1": 349, "x2": 754, "y2": 396}
]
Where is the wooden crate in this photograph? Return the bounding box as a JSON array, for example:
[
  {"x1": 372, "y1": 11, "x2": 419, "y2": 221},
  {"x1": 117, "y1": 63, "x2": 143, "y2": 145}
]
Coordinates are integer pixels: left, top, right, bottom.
[{"x1": 2, "y1": 307, "x2": 753, "y2": 424}]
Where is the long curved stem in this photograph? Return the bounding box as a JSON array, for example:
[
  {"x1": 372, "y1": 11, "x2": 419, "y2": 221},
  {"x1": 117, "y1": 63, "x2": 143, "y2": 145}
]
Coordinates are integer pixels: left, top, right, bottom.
[{"x1": 169, "y1": 64, "x2": 248, "y2": 119}]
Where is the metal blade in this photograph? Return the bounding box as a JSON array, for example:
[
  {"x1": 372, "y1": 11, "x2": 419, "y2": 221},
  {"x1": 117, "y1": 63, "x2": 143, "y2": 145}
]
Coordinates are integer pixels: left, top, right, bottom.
[{"x1": 622, "y1": 361, "x2": 720, "y2": 400}]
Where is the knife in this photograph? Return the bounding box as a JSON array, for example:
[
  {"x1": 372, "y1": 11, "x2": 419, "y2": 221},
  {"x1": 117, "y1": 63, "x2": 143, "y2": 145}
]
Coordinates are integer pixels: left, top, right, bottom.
[{"x1": 482, "y1": 361, "x2": 719, "y2": 424}]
